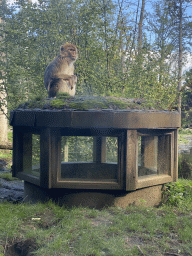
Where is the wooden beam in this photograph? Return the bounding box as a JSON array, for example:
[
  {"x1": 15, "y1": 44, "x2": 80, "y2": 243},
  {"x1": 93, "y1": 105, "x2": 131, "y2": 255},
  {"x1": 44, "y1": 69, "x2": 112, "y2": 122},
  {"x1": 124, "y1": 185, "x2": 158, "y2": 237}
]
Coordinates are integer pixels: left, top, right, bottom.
[
  {"x1": 126, "y1": 130, "x2": 137, "y2": 191},
  {"x1": 0, "y1": 143, "x2": 13, "y2": 150}
]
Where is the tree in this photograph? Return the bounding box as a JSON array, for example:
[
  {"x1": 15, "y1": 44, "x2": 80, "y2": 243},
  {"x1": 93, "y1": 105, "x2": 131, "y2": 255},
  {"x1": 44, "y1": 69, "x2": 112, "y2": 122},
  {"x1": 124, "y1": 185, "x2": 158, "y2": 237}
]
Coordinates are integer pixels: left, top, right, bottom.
[
  {"x1": 0, "y1": 16, "x2": 8, "y2": 147},
  {"x1": 166, "y1": 0, "x2": 192, "y2": 112}
]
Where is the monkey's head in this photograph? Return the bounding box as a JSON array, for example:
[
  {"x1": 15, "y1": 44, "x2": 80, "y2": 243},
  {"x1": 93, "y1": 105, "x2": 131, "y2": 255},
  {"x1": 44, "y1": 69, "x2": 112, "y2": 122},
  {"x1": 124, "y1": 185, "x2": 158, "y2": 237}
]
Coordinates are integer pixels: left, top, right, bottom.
[{"x1": 60, "y1": 43, "x2": 78, "y2": 62}]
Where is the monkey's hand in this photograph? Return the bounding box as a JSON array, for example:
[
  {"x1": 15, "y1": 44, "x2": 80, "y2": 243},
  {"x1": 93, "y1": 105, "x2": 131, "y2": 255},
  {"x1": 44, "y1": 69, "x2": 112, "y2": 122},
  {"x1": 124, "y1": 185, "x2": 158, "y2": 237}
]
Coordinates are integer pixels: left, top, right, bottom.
[
  {"x1": 56, "y1": 74, "x2": 77, "y2": 89},
  {"x1": 68, "y1": 75, "x2": 77, "y2": 90}
]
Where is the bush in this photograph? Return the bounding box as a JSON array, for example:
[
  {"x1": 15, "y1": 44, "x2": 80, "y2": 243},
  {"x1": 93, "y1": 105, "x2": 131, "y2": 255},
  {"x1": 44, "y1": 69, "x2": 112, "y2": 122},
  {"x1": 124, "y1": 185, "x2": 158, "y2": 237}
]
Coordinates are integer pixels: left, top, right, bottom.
[
  {"x1": 162, "y1": 180, "x2": 192, "y2": 206},
  {"x1": 178, "y1": 154, "x2": 192, "y2": 179}
]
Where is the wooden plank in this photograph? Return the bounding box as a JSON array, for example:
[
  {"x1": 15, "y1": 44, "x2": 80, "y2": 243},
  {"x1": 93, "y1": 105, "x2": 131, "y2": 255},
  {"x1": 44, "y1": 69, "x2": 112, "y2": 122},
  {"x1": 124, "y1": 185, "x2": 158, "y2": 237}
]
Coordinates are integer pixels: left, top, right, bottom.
[
  {"x1": 17, "y1": 172, "x2": 40, "y2": 186},
  {"x1": 137, "y1": 175, "x2": 173, "y2": 189},
  {"x1": 50, "y1": 130, "x2": 61, "y2": 187},
  {"x1": 93, "y1": 137, "x2": 106, "y2": 163},
  {"x1": 118, "y1": 132, "x2": 126, "y2": 190},
  {"x1": 23, "y1": 133, "x2": 32, "y2": 175},
  {"x1": 173, "y1": 129, "x2": 178, "y2": 182},
  {"x1": 12, "y1": 127, "x2": 23, "y2": 177},
  {"x1": 54, "y1": 180, "x2": 121, "y2": 190},
  {"x1": 126, "y1": 130, "x2": 137, "y2": 191}
]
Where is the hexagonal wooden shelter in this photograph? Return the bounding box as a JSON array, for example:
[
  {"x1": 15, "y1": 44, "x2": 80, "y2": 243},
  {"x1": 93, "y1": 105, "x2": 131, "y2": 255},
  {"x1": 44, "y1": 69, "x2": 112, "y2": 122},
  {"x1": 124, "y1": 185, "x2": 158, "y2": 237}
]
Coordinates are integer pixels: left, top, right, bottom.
[{"x1": 10, "y1": 108, "x2": 180, "y2": 207}]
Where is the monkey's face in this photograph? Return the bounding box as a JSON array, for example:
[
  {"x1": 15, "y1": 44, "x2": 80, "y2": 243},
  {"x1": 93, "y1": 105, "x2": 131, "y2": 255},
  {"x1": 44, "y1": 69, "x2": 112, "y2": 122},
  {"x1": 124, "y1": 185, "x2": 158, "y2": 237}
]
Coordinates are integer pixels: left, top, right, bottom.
[{"x1": 60, "y1": 44, "x2": 78, "y2": 61}]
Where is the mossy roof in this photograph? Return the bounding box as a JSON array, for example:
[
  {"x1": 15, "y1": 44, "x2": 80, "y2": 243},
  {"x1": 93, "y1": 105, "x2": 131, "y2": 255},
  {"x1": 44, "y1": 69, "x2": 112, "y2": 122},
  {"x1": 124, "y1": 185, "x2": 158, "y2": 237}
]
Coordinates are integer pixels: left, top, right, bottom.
[{"x1": 17, "y1": 94, "x2": 174, "y2": 111}]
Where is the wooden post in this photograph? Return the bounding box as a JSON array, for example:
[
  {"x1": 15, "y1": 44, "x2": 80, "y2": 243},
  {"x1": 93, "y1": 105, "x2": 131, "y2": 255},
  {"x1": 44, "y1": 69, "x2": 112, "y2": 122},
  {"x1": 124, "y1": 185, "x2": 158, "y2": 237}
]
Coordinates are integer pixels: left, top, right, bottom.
[
  {"x1": 173, "y1": 129, "x2": 178, "y2": 182},
  {"x1": 40, "y1": 128, "x2": 52, "y2": 188},
  {"x1": 61, "y1": 137, "x2": 68, "y2": 162},
  {"x1": 12, "y1": 127, "x2": 23, "y2": 177},
  {"x1": 23, "y1": 133, "x2": 32, "y2": 174},
  {"x1": 93, "y1": 136, "x2": 106, "y2": 163}
]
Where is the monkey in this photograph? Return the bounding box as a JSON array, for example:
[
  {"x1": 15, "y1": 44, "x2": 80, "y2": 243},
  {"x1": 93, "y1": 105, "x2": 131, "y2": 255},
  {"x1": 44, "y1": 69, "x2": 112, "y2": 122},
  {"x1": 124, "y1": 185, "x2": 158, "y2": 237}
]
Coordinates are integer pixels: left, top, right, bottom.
[{"x1": 44, "y1": 43, "x2": 78, "y2": 98}]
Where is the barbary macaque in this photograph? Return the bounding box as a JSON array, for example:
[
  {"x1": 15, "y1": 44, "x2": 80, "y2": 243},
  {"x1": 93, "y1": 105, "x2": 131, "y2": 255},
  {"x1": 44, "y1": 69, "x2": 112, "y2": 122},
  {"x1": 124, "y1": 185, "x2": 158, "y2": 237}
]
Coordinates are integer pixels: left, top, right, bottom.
[{"x1": 44, "y1": 43, "x2": 78, "y2": 97}]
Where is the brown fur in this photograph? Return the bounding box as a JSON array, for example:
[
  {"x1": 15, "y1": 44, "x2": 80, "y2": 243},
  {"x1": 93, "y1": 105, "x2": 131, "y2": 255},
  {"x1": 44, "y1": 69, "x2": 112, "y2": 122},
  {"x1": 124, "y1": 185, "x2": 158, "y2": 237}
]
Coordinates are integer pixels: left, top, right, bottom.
[{"x1": 44, "y1": 43, "x2": 78, "y2": 97}]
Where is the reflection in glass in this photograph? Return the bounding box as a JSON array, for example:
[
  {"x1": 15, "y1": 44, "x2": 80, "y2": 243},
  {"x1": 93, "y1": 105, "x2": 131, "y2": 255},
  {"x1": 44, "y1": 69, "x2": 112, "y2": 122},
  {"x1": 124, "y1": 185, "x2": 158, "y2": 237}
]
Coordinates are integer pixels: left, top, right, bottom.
[
  {"x1": 106, "y1": 137, "x2": 118, "y2": 163},
  {"x1": 138, "y1": 135, "x2": 171, "y2": 177},
  {"x1": 60, "y1": 136, "x2": 118, "y2": 181},
  {"x1": 23, "y1": 134, "x2": 40, "y2": 177},
  {"x1": 32, "y1": 134, "x2": 40, "y2": 177},
  {"x1": 61, "y1": 136, "x2": 93, "y2": 162}
]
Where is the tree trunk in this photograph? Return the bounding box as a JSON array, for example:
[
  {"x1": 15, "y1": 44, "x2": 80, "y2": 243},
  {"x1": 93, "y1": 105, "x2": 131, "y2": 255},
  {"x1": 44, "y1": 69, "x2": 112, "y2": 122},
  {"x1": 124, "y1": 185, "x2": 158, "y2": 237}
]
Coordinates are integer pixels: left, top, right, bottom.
[
  {"x1": 0, "y1": 87, "x2": 8, "y2": 145},
  {"x1": 137, "y1": 0, "x2": 145, "y2": 54},
  {"x1": 0, "y1": 17, "x2": 8, "y2": 146},
  {"x1": 178, "y1": 0, "x2": 182, "y2": 114}
]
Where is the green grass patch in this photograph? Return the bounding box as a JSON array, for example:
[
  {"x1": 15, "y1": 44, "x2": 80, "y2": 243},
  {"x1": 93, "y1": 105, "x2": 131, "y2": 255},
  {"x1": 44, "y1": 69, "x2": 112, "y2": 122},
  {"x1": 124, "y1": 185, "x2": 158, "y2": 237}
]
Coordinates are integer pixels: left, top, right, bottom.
[
  {"x1": 0, "y1": 172, "x2": 18, "y2": 181},
  {"x1": 179, "y1": 128, "x2": 192, "y2": 135},
  {"x1": 0, "y1": 181, "x2": 192, "y2": 256}
]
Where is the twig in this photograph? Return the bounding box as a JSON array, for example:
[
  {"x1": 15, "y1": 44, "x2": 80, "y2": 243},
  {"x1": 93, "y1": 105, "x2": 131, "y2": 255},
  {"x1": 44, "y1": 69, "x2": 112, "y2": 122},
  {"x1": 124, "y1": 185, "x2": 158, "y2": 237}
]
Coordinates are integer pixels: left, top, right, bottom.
[
  {"x1": 164, "y1": 253, "x2": 180, "y2": 256},
  {"x1": 137, "y1": 245, "x2": 144, "y2": 255}
]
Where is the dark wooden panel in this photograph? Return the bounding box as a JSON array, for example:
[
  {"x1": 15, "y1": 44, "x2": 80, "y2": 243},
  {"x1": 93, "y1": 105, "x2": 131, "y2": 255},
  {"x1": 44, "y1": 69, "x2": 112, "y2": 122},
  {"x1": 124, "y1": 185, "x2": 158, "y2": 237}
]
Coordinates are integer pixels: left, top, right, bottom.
[
  {"x1": 13, "y1": 110, "x2": 36, "y2": 126},
  {"x1": 50, "y1": 131, "x2": 61, "y2": 187},
  {"x1": 71, "y1": 111, "x2": 114, "y2": 128},
  {"x1": 40, "y1": 128, "x2": 51, "y2": 188},
  {"x1": 11, "y1": 109, "x2": 180, "y2": 129},
  {"x1": 12, "y1": 127, "x2": 23, "y2": 177},
  {"x1": 36, "y1": 110, "x2": 72, "y2": 127},
  {"x1": 113, "y1": 111, "x2": 181, "y2": 129},
  {"x1": 173, "y1": 129, "x2": 178, "y2": 182},
  {"x1": 60, "y1": 162, "x2": 118, "y2": 180},
  {"x1": 17, "y1": 172, "x2": 40, "y2": 186}
]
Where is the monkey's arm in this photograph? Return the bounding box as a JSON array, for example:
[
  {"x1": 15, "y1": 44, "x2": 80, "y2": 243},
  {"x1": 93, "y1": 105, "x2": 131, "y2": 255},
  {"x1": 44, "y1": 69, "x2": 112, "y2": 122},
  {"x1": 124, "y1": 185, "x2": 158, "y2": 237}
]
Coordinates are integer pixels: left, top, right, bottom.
[{"x1": 53, "y1": 74, "x2": 77, "y2": 88}]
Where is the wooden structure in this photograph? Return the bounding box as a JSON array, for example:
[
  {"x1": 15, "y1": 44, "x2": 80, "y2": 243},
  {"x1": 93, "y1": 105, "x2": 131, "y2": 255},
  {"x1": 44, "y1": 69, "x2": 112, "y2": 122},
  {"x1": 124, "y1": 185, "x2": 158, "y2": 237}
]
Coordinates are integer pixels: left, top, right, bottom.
[{"x1": 10, "y1": 109, "x2": 180, "y2": 194}]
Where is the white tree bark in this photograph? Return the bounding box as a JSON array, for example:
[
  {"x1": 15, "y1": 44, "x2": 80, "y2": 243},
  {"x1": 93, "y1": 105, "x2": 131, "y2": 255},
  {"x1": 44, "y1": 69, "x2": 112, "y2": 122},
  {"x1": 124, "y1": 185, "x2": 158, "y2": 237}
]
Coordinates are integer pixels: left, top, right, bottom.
[
  {"x1": 0, "y1": 86, "x2": 8, "y2": 145},
  {"x1": 0, "y1": 17, "x2": 8, "y2": 145}
]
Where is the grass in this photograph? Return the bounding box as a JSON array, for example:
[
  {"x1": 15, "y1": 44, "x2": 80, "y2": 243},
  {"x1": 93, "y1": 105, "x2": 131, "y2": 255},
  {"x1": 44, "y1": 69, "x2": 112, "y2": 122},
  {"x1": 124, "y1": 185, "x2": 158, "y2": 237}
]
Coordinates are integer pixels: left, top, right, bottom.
[
  {"x1": 0, "y1": 172, "x2": 18, "y2": 181},
  {"x1": 178, "y1": 128, "x2": 192, "y2": 145},
  {"x1": 0, "y1": 128, "x2": 192, "y2": 254},
  {"x1": 0, "y1": 179, "x2": 192, "y2": 256}
]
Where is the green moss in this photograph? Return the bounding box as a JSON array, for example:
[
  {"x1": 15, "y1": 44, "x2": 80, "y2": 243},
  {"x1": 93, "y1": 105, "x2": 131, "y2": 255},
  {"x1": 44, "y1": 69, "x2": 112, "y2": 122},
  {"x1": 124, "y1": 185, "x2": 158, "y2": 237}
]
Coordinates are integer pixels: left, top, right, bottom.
[
  {"x1": 50, "y1": 99, "x2": 66, "y2": 109},
  {"x1": 107, "y1": 99, "x2": 129, "y2": 109},
  {"x1": 16, "y1": 95, "x2": 158, "y2": 111},
  {"x1": 68, "y1": 99, "x2": 108, "y2": 110},
  {"x1": 56, "y1": 92, "x2": 72, "y2": 99},
  {"x1": 0, "y1": 172, "x2": 18, "y2": 181},
  {"x1": 26, "y1": 100, "x2": 45, "y2": 109}
]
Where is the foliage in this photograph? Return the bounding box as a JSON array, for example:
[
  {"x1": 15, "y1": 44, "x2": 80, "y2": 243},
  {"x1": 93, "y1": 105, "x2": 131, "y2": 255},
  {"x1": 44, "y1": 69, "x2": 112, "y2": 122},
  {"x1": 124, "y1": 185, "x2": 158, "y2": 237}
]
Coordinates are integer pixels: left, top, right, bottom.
[
  {"x1": 0, "y1": 0, "x2": 182, "y2": 116},
  {"x1": 178, "y1": 153, "x2": 192, "y2": 179},
  {"x1": 0, "y1": 171, "x2": 18, "y2": 181},
  {"x1": 162, "y1": 180, "x2": 192, "y2": 206},
  {"x1": 179, "y1": 128, "x2": 192, "y2": 135}
]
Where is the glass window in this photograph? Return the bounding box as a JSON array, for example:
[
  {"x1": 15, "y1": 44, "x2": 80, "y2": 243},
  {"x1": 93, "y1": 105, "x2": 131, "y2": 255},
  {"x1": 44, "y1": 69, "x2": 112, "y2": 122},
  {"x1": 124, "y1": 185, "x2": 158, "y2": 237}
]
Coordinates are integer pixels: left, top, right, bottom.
[
  {"x1": 23, "y1": 134, "x2": 40, "y2": 178},
  {"x1": 59, "y1": 136, "x2": 118, "y2": 181},
  {"x1": 106, "y1": 137, "x2": 118, "y2": 163},
  {"x1": 61, "y1": 136, "x2": 93, "y2": 162},
  {"x1": 138, "y1": 134, "x2": 171, "y2": 177}
]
